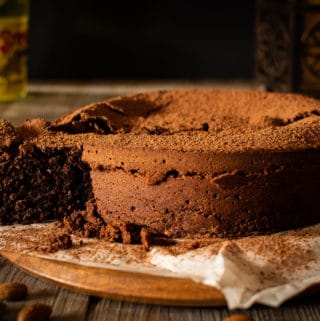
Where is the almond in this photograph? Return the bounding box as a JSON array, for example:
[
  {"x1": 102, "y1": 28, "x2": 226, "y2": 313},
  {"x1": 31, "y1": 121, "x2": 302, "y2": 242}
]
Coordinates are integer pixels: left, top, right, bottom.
[
  {"x1": 17, "y1": 303, "x2": 52, "y2": 321},
  {"x1": 222, "y1": 314, "x2": 255, "y2": 321},
  {"x1": 0, "y1": 282, "x2": 28, "y2": 301}
]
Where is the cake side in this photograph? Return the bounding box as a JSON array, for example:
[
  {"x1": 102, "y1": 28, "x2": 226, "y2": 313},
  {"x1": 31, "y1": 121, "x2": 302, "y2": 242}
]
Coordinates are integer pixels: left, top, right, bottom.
[{"x1": 83, "y1": 143, "x2": 320, "y2": 237}]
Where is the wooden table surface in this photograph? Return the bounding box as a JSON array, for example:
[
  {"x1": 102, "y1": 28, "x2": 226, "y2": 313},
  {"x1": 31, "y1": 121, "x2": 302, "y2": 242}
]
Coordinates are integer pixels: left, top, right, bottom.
[{"x1": 0, "y1": 81, "x2": 320, "y2": 321}]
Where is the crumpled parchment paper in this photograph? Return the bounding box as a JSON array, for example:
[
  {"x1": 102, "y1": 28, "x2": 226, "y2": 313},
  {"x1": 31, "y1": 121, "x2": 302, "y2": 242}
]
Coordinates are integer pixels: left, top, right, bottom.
[{"x1": 1, "y1": 222, "x2": 319, "y2": 309}]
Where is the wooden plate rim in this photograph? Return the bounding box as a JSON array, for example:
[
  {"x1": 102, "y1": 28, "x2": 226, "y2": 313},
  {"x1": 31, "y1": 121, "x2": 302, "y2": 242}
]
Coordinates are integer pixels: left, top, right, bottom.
[{"x1": 0, "y1": 250, "x2": 226, "y2": 307}]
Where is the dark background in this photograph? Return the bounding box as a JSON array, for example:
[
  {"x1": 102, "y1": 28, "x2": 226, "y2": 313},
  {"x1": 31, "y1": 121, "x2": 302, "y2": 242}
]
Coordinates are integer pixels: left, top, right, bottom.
[{"x1": 28, "y1": 0, "x2": 255, "y2": 80}]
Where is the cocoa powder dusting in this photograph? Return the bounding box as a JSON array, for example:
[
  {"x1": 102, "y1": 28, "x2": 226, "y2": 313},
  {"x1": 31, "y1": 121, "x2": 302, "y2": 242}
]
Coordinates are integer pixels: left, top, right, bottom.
[{"x1": 236, "y1": 227, "x2": 320, "y2": 274}]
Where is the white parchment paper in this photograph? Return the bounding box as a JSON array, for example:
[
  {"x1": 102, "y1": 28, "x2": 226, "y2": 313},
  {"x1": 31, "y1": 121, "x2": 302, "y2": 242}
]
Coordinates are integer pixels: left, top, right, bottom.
[{"x1": 1, "y1": 223, "x2": 320, "y2": 309}]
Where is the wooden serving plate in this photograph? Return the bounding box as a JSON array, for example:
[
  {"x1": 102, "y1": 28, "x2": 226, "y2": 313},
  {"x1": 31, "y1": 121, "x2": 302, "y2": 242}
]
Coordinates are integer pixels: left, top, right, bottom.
[{"x1": 0, "y1": 250, "x2": 226, "y2": 307}]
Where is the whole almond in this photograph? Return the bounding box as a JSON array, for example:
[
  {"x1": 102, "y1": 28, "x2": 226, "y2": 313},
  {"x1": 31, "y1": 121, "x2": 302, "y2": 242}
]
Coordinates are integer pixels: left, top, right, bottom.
[
  {"x1": 0, "y1": 301, "x2": 6, "y2": 312},
  {"x1": 17, "y1": 303, "x2": 52, "y2": 321},
  {"x1": 0, "y1": 282, "x2": 28, "y2": 301},
  {"x1": 222, "y1": 314, "x2": 254, "y2": 321}
]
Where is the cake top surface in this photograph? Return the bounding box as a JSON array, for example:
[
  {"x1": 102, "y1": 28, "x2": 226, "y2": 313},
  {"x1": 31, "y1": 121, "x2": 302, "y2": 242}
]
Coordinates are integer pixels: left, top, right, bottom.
[
  {"x1": 1, "y1": 89, "x2": 320, "y2": 153},
  {"x1": 50, "y1": 89, "x2": 320, "y2": 136}
]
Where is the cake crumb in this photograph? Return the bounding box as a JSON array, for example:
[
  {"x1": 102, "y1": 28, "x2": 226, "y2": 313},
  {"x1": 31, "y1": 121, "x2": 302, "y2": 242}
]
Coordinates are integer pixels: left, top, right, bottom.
[
  {"x1": 100, "y1": 222, "x2": 141, "y2": 244},
  {"x1": 140, "y1": 228, "x2": 152, "y2": 251},
  {"x1": 37, "y1": 233, "x2": 73, "y2": 253},
  {"x1": 186, "y1": 240, "x2": 200, "y2": 250}
]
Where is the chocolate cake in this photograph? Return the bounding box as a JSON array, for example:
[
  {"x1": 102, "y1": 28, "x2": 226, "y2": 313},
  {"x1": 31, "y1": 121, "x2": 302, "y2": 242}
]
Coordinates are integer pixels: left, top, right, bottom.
[{"x1": 1, "y1": 89, "x2": 320, "y2": 239}]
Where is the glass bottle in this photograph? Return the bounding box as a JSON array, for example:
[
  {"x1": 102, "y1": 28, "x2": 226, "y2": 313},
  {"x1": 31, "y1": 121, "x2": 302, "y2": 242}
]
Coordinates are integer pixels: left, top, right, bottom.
[{"x1": 0, "y1": 0, "x2": 29, "y2": 101}]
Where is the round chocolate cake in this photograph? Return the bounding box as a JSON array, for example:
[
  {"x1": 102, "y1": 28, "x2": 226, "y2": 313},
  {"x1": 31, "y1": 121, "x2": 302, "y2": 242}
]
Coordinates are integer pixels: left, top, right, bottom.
[{"x1": 1, "y1": 89, "x2": 320, "y2": 239}]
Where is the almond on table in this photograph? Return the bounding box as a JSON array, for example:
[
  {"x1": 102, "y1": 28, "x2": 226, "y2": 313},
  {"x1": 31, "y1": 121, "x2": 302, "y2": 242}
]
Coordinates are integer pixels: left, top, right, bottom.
[
  {"x1": 17, "y1": 303, "x2": 52, "y2": 321},
  {"x1": 0, "y1": 282, "x2": 28, "y2": 301}
]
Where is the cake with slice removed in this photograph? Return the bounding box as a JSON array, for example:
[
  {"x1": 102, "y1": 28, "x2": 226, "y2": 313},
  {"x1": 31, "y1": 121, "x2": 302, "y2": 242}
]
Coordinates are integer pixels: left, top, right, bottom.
[{"x1": 1, "y1": 89, "x2": 320, "y2": 239}]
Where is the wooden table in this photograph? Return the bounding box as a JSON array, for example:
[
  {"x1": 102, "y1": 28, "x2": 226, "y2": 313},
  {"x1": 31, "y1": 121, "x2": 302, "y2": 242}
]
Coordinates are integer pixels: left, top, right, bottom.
[{"x1": 1, "y1": 81, "x2": 320, "y2": 321}]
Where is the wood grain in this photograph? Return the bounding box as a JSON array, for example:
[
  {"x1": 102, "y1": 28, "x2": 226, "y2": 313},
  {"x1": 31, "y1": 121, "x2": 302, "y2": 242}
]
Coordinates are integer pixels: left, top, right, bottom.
[
  {"x1": 0, "y1": 251, "x2": 226, "y2": 307},
  {"x1": 85, "y1": 298, "x2": 233, "y2": 321}
]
